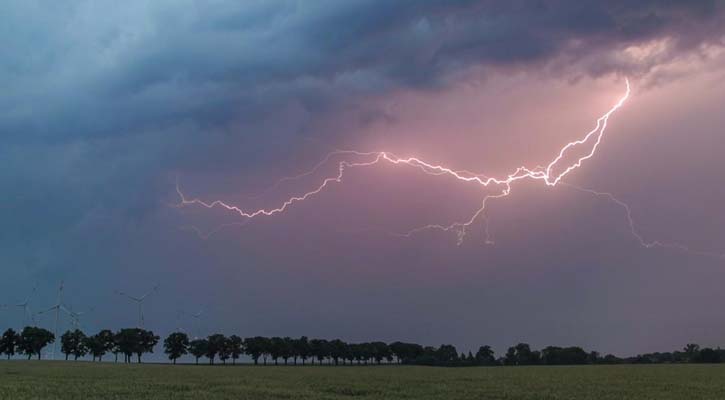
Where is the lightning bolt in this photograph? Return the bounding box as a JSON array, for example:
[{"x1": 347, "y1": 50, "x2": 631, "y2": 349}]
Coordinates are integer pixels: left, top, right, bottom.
[
  {"x1": 176, "y1": 79, "x2": 629, "y2": 239},
  {"x1": 175, "y1": 79, "x2": 721, "y2": 258},
  {"x1": 562, "y1": 183, "x2": 725, "y2": 259}
]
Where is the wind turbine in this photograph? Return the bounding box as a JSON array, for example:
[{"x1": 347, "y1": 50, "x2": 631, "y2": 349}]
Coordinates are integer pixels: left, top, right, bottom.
[
  {"x1": 66, "y1": 305, "x2": 94, "y2": 330},
  {"x1": 180, "y1": 306, "x2": 206, "y2": 338},
  {"x1": 2, "y1": 284, "x2": 38, "y2": 328},
  {"x1": 116, "y1": 284, "x2": 159, "y2": 328},
  {"x1": 36, "y1": 281, "x2": 77, "y2": 360},
  {"x1": 174, "y1": 310, "x2": 190, "y2": 335}
]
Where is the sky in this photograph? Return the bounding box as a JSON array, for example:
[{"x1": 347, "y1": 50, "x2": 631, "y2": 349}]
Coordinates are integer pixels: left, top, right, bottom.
[{"x1": 2, "y1": 0, "x2": 725, "y2": 359}]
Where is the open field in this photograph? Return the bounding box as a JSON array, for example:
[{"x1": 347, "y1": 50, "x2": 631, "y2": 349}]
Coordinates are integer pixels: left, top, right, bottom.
[{"x1": 2, "y1": 361, "x2": 725, "y2": 399}]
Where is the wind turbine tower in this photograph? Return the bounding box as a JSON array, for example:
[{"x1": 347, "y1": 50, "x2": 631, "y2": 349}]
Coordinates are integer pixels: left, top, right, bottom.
[
  {"x1": 37, "y1": 281, "x2": 77, "y2": 360},
  {"x1": 116, "y1": 284, "x2": 159, "y2": 328}
]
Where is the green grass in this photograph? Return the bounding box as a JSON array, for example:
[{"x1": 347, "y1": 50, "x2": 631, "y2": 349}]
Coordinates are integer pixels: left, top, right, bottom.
[{"x1": 2, "y1": 361, "x2": 725, "y2": 399}]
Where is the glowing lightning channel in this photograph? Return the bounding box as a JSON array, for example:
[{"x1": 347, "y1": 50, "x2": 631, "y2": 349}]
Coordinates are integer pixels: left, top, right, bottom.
[
  {"x1": 177, "y1": 79, "x2": 631, "y2": 243},
  {"x1": 176, "y1": 80, "x2": 630, "y2": 241},
  {"x1": 176, "y1": 78, "x2": 724, "y2": 259},
  {"x1": 562, "y1": 183, "x2": 725, "y2": 259}
]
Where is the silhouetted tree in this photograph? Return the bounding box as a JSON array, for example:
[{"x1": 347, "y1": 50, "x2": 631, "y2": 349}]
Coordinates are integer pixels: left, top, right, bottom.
[
  {"x1": 281, "y1": 337, "x2": 294, "y2": 365},
  {"x1": 228, "y1": 335, "x2": 244, "y2": 365},
  {"x1": 85, "y1": 334, "x2": 107, "y2": 362},
  {"x1": 270, "y1": 337, "x2": 285, "y2": 365},
  {"x1": 61, "y1": 329, "x2": 88, "y2": 361},
  {"x1": 370, "y1": 342, "x2": 391, "y2": 365},
  {"x1": 541, "y1": 346, "x2": 588, "y2": 365},
  {"x1": 189, "y1": 339, "x2": 208, "y2": 365},
  {"x1": 350, "y1": 343, "x2": 363, "y2": 365},
  {"x1": 389, "y1": 342, "x2": 423, "y2": 364},
  {"x1": 436, "y1": 345, "x2": 459, "y2": 365},
  {"x1": 696, "y1": 348, "x2": 721, "y2": 363},
  {"x1": 475, "y1": 345, "x2": 496, "y2": 365},
  {"x1": 294, "y1": 336, "x2": 311, "y2": 365},
  {"x1": 137, "y1": 329, "x2": 159, "y2": 363},
  {"x1": 601, "y1": 354, "x2": 621, "y2": 364},
  {"x1": 206, "y1": 334, "x2": 226, "y2": 365},
  {"x1": 260, "y1": 337, "x2": 272, "y2": 365},
  {"x1": 329, "y1": 339, "x2": 347, "y2": 365},
  {"x1": 244, "y1": 337, "x2": 266, "y2": 365},
  {"x1": 310, "y1": 339, "x2": 329, "y2": 365},
  {"x1": 61, "y1": 331, "x2": 73, "y2": 361},
  {"x1": 110, "y1": 332, "x2": 123, "y2": 363},
  {"x1": 505, "y1": 343, "x2": 540, "y2": 366},
  {"x1": 115, "y1": 329, "x2": 136, "y2": 363},
  {"x1": 344, "y1": 345, "x2": 356, "y2": 365},
  {"x1": 218, "y1": 338, "x2": 231, "y2": 365},
  {"x1": 164, "y1": 332, "x2": 190, "y2": 364},
  {"x1": 115, "y1": 328, "x2": 158, "y2": 363},
  {"x1": 18, "y1": 327, "x2": 54, "y2": 360},
  {"x1": 96, "y1": 329, "x2": 115, "y2": 362},
  {"x1": 0, "y1": 329, "x2": 19, "y2": 360},
  {"x1": 684, "y1": 343, "x2": 700, "y2": 362}
]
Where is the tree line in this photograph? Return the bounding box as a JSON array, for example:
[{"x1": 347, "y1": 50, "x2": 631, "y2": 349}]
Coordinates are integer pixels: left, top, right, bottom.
[{"x1": 2, "y1": 326, "x2": 724, "y2": 366}]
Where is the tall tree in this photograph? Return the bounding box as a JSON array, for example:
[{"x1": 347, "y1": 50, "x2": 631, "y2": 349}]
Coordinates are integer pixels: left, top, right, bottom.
[
  {"x1": 228, "y1": 335, "x2": 244, "y2": 365},
  {"x1": 0, "y1": 329, "x2": 18, "y2": 360},
  {"x1": 206, "y1": 334, "x2": 226, "y2": 365},
  {"x1": 329, "y1": 339, "x2": 347, "y2": 366},
  {"x1": 189, "y1": 339, "x2": 208, "y2": 365},
  {"x1": 684, "y1": 344, "x2": 701, "y2": 362},
  {"x1": 294, "y1": 336, "x2": 310, "y2": 365},
  {"x1": 389, "y1": 342, "x2": 423, "y2": 364},
  {"x1": 96, "y1": 329, "x2": 115, "y2": 362},
  {"x1": 244, "y1": 337, "x2": 265, "y2": 365},
  {"x1": 260, "y1": 337, "x2": 272, "y2": 365},
  {"x1": 115, "y1": 328, "x2": 159, "y2": 363},
  {"x1": 110, "y1": 331, "x2": 122, "y2": 362},
  {"x1": 371, "y1": 342, "x2": 391, "y2": 365},
  {"x1": 310, "y1": 339, "x2": 329, "y2": 365},
  {"x1": 115, "y1": 329, "x2": 136, "y2": 363},
  {"x1": 61, "y1": 329, "x2": 88, "y2": 361},
  {"x1": 270, "y1": 337, "x2": 285, "y2": 365},
  {"x1": 218, "y1": 337, "x2": 231, "y2": 365},
  {"x1": 61, "y1": 330, "x2": 74, "y2": 361},
  {"x1": 281, "y1": 337, "x2": 294, "y2": 365},
  {"x1": 137, "y1": 329, "x2": 160, "y2": 363},
  {"x1": 475, "y1": 345, "x2": 496, "y2": 365},
  {"x1": 350, "y1": 343, "x2": 363, "y2": 365},
  {"x1": 18, "y1": 327, "x2": 54, "y2": 360},
  {"x1": 85, "y1": 334, "x2": 107, "y2": 362},
  {"x1": 541, "y1": 346, "x2": 588, "y2": 365},
  {"x1": 164, "y1": 332, "x2": 190, "y2": 364}
]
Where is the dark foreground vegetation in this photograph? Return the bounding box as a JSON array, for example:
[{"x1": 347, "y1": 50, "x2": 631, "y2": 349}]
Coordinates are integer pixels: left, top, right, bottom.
[
  {"x1": 3, "y1": 362, "x2": 725, "y2": 400},
  {"x1": 2, "y1": 326, "x2": 725, "y2": 367}
]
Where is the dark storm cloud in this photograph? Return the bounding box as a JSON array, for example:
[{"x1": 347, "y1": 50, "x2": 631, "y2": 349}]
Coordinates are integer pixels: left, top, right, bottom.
[
  {"x1": 2, "y1": 1, "x2": 723, "y2": 142},
  {"x1": 2, "y1": 0, "x2": 722, "y2": 212}
]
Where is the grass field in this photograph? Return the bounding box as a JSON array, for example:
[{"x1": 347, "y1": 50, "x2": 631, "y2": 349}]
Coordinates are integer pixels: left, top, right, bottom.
[{"x1": 2, "y1": 361, "x2": 725, "y2": 399}]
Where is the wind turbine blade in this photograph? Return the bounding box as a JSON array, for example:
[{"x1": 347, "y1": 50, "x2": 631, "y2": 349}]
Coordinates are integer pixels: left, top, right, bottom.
[
  {"x1": 60, "y1": 305, "x2": 75, "y2": 315},
  {"x1": 37, "y1": 305, "x2": 59, "y2": 314},
  {"x1": 118, "y1": 291, "x2": 142, "y2": 302},
  {"x1": 139, "y1": 284, "x2": 159, "y2": 301}
]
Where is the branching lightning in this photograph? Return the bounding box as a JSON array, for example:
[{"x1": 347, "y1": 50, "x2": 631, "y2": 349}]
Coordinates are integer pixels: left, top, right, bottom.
[
  {"x1": 175, "y1": 80, "x2": 722, "y2": 258},
  {"x1": 562, "y1": 183, "x2": 725, "y2": 259}
]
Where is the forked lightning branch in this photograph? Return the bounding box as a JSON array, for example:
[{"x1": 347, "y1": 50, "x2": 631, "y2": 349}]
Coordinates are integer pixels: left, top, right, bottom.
[{"x1": 175, "y1": 81, "x2": 722, "y2": 259}]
